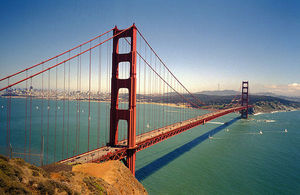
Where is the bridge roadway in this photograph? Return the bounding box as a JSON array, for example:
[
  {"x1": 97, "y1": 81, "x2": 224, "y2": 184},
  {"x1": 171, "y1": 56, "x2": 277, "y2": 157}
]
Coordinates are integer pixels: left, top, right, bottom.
[{"x1": 59, "y1": 106, "x2": 247, "y2": 165}]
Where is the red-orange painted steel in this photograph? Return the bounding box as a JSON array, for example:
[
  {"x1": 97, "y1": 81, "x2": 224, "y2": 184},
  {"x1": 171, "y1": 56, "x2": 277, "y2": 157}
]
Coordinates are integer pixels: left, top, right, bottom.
[
  {"x1": 91, "y1": 106, "x2": 247, "y2": 164},
  {"x1": 241, "y1": 81, "x2": 249, "y2": 118},
  {"x1": 109, "y1": 24, "x2": 137, "y2": 175}
]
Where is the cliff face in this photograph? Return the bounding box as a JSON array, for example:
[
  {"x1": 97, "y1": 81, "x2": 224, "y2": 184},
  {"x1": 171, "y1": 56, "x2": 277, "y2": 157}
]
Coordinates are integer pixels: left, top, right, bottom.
[{"x1": 0, "y1": 155, "x2": 147, "y2": 195}]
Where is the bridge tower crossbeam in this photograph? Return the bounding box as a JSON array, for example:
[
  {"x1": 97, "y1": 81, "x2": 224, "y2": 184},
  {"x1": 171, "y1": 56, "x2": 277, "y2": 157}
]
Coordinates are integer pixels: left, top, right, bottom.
[
  {"x1": 109, "y1": 24, "x2": 137, "y2": 175},
  {"x1": 241, "y1": 81, "x2": 249, "y2": 118}
]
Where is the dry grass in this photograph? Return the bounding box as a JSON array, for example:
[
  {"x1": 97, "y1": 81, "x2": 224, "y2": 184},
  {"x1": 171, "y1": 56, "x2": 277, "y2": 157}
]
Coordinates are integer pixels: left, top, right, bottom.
[{"x1": 0, "y1": 155, "x2": 148, "y2": 195}]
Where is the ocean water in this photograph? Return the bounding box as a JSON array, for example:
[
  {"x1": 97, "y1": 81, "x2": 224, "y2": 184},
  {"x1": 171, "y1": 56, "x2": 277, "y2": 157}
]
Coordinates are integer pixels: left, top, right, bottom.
[
  {"x1": 0, "y1": 98, "x2": 206, "y2": 164},
  {"x1": 136, "y1": 111, "x2": 300, "y2": 194},
  {"x1": 1, "y1": 98, "x2": 299, "y2": 194}
]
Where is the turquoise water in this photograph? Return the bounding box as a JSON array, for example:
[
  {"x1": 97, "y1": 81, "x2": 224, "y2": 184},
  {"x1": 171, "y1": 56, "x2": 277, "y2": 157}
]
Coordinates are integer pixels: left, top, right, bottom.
[
  {"x1": 0, "y1": 98, "x2": 206, "y2": 164},
  {"x1": 136, "y1": 111, "x2": 300, "y2": 194},
  {"x1": 1, "y1": 97, "x2": 299, "y2": 194}
]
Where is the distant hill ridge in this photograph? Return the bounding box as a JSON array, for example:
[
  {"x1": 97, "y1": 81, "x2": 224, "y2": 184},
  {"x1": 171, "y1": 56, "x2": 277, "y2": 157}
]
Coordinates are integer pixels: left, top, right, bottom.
[
  {"x1": 195, "y1": 90, "x2": 300, "y2": 103},
  {"x1": 137, "y1": 91, "x2": 300, "y2": 114},
  {"x1": 196, "y1": 90, "x2": 238, "y2": 96}
]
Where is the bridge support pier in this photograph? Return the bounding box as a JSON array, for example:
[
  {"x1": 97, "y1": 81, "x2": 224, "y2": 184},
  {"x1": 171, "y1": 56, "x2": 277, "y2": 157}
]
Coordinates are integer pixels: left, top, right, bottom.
[
  {"x1": 241, "y1": 81, "x2": 249, "y2": 119},
  {"x1": 109, "y1": 25, "x2": 137, "y2": 175}
]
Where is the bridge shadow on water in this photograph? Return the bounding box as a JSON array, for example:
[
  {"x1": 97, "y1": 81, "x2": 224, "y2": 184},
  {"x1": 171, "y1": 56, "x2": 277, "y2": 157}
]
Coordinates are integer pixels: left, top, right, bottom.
[{"x1": 136, "y1": 117, "x2": 240, "y2": 181}]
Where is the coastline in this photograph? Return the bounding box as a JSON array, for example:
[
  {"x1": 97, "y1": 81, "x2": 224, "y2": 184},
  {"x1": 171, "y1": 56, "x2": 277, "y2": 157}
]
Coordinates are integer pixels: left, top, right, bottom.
[
  {"x1": 253, "y1": 109, "x2": 300, "y2": 116},
  {"x1": 0, "y1": 95, "x2": 191, "y2": 109},
  {"x1": 2, "y1": 95, "x2": 300, "y2": 113}
]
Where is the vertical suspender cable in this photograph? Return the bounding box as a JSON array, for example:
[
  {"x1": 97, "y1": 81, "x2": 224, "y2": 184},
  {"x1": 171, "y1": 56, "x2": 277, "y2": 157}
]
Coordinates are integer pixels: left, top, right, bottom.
[
  {"x1": 62, "y1": 62, "x2": 65, "y2": 159},
  {"x1": 54, "y1": 64, "x2": 57, "y2": 161},
  {"x1": 78, "y1": 46, "x2": 81, "y2": 154},
  {"x1": 97, "y1": 37, "x2": 101, "y2": 148},
  {"x1": 6, "y1": 79, "x2": 11, "y2": 158},
  {"x1": 138, "y1": 35, "x2": 141, "y2": 138},
  {"x1": 149, "y1": 51, "x2": 152, "y2": 131},
  {"x1": 105, "y1": 34, "x2": 109, "y2": 144},
  {"x1": 76, "y1": 53, "x2": 79, "y2": 155},
  {"x1": 41, "y1": 64, "x2": 44, "y2": 164},
  {"x1": 29, "y1": 78, "x2": 32, "y2": 162},
  {"x1": 67, "y1": 52, "x2": 70, "y2": 157},
  {"x1": 24, "y1": 71, "x2": 28, "y2": 160},
  {"x1": 46, "y1": 70, "x2": 50, "y2": 164},
  {"x1": 88, "y1": 42, "x2": 92, "y2": 151},
  {"x1": 144, "y1": 43, "x2": 146, "y2": 134}
]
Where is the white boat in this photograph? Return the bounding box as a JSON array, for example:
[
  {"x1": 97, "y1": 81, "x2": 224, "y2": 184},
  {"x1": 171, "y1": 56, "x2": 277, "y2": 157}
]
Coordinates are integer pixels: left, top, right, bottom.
[
  {"x1": 259, "y1": 130, "x2": 263, "y2": 135},
  {"x1": 284, "y1": 129, "x2": 288, "y2": 133},
  {"x1": 209, "y1": 134, "x2": 213, "y2": 139}
]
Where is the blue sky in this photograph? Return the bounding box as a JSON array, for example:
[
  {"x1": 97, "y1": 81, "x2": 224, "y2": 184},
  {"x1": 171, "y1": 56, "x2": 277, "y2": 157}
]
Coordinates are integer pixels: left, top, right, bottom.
[{"x1": 0, "y1": 0, "x2": 299, "y2": 95}]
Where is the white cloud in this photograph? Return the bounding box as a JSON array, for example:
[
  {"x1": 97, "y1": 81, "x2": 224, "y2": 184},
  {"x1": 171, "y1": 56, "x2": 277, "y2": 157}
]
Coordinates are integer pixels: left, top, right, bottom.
[
  {"x1": 288, "y1": 83, "x2": 300, "y2": 88},
  {"x1": 264, "y1": 83, "x2": 300, "y2": 96}
]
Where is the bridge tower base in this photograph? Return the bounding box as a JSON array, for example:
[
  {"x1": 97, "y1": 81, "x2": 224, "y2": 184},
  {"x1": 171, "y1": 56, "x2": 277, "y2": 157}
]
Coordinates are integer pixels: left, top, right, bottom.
[
  {"x1": 109, "y1": 25, "x2": 137, "y2": 175},
  {"x1": 241, "y1": 81, "x2": 249, "y2": 119}
]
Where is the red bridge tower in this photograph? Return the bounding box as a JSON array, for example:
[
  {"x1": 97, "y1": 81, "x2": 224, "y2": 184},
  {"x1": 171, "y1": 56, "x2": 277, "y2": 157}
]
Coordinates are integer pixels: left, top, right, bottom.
[
  {"x1": 109, "y1": 25, "x2": 137, "y2": 175},
  {"x1": 241, "y1": 81, "x2": 249, "y2": 119}
]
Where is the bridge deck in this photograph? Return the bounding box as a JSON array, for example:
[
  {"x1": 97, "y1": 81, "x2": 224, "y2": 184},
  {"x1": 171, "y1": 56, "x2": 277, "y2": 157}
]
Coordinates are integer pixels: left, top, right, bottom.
[{"x1": 59, "y1": 106, "x2": 246, "y2": 165}]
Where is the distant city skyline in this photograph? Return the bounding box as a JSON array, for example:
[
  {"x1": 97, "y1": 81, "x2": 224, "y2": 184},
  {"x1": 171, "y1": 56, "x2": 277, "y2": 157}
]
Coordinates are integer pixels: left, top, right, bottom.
[{"x1": 0, "y1": 0, "x2": 299, "y2": 96}]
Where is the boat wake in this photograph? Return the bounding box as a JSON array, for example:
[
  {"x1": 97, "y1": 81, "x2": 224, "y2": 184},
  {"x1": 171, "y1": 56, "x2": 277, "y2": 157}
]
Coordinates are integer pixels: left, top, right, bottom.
[
  {"x1": 207, "y1": 121, "x2": 224, "y2": 125},
  {"x1": 208, "y1": 137, "x2": 225, "y2": 140},
  {"x1": 256, "y1": 119, "x2": 276, "y2": 123},
  {"x1": 263, "y1": 130, "x2": 282, "y2": 133},
  {"x1": 243, "y1": 132, "x2": 262, "y2": 135}
]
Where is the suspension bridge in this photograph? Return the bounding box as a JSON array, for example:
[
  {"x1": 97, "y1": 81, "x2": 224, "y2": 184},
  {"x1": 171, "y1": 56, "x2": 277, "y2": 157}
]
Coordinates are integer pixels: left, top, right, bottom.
[{"x1": 0, "y1": 24, "x2": 249, "y2": 175}]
